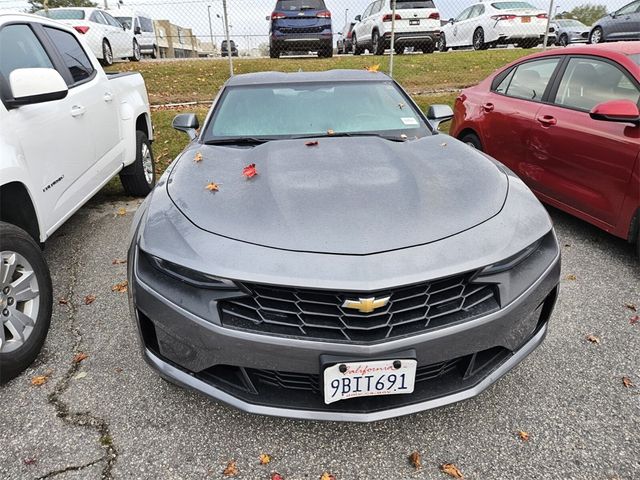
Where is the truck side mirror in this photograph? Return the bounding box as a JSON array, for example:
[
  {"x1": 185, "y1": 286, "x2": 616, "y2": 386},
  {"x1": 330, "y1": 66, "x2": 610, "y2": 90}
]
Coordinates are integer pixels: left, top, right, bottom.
[{"x1": 5, "y1": 68, "x2": 68, "y2": 109}]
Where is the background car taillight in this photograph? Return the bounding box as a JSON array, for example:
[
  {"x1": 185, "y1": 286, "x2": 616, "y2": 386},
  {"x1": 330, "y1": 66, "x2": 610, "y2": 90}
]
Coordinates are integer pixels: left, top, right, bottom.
[
  {"x1": 491, "y1": 14, "x2": 517, "y2": 21},
  {"x1": 271, "y1": 12, "x2": 286, "y2": 20},
  {"x1": 536, "y1": 13, "x2": 548, "y2": 19},
  {"x1": 382, "y1": 13, "x2": 401, "y2": 22},
  {"x1": 428, "y1": 12, "x2": 440, "y2": 20},
  {"x1": 316, "y1": 10, "x2": 331, "y2": 19},
  {"x1": 73, "y1": 25, "x2": 90, "y2": 34}
]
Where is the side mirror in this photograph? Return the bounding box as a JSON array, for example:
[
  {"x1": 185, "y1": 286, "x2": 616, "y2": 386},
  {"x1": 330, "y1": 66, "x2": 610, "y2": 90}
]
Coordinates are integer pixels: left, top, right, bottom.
[
  {"x1": 5, "y1": 68, "x2": 68, "y2": 109},
  {"x1": 172, "y1": 113, "x2": 199, "y2": 140},
  {"x1": 449, "y1": 18, "x2": 455, "y2": 24},
  {"x1": 354, "y1": 15, "x2": 361, "y2": 22},
  {"x1": 266, "y1": 15, "x2": 271, "y2": 21},
  {"x1": 590, "y1": 100, "x2": 640, "y2": 125},
  {"x1": 426, "y1": 104, "x2": 454, "y2": 129},
  {"x1": 134, "y1": 26, "x2": 141, "y2": 35}
]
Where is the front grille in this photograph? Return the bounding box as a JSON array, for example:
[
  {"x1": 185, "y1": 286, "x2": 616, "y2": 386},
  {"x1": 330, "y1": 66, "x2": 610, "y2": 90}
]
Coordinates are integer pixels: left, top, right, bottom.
[
  {"x1": 249, "y1": 357, "x2": 467, "y2": 394},
  {"x1": 219, "y1": 272, "x2": 498, "y2": 343}
]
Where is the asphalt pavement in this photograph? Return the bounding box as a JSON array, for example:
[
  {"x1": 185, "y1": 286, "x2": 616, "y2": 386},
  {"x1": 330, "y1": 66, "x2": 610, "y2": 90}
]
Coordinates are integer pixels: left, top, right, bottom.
[{"x1": 1, "y1": 191, "x2": 639, "y2": 480}]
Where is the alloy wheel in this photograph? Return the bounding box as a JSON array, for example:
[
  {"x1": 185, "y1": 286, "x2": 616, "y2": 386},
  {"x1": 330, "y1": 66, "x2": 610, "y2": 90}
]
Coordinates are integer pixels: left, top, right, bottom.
[
  {"x1": 0, "y1": 251, "x2": 40, "y2": 354},
  {"x1": 141, "y1": 142, "x2": 154, "y2": 184},
  {"x1": 473, "y1": 29, "x2": 484, "y2": 50},
  {"x1": 590, "y1": 28, "x2": 603, "y2": 44}
]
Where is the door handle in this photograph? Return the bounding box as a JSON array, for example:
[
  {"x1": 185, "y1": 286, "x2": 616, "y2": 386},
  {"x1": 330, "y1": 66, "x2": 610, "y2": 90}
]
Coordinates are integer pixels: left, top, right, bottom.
[
  {"x1": 103, "y1": 92, "x2": 114, "y2": 103},
  {"x1": 70, "y1": 105, "x2": 86, "y2": 117},
  {"x1": 537, "y1": 115, "x2": 557, "y2": 127},
  {"x1": 482, "y1": 103, "x2": 495, "y2": 112}
]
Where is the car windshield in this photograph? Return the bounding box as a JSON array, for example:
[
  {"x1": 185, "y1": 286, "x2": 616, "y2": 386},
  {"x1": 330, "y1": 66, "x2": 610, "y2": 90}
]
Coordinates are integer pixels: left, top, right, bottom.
[
  {"x1": 115, "y1": 16, "x2": 132, "y2": 28},
  {"x1": 555, "y1": 19, "x2": 585, "y2": 27},
  {"x1": 275, "y1": 0, "x2": 326, "y2": 11},
  {"x1": 36, "y1": 9, "x2": 85, "y2": 20},
  {"x1": 492, "y1": 2, "x2": 536, "y2": 9},
  {"x1": 396, "y1": 0, "x2": 436, "y2": 8},
  {"x1": 204, "y1": 81, "x2": 430, "y2": 142}
]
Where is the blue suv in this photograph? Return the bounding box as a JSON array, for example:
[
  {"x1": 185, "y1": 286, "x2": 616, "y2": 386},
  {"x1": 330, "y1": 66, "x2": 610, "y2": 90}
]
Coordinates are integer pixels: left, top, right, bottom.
[{"x1": 268, "y1": 0, "x2": 333, "y2": 58}]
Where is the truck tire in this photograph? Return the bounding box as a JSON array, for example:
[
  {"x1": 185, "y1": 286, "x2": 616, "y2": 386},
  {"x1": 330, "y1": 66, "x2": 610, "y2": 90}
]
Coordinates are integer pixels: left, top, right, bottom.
[
  {"x1": 120, "y1": 131, "x2": 156, "y2": 197},
  {"x1": 130, "y1": 39, "x2": 141, "y2": 62},
  {"x1": 372, "y1": 30, "x2": 384, "y2": 55},
  {"x1": 0, "y1": 223, "x2": 52, "y2": 384}
]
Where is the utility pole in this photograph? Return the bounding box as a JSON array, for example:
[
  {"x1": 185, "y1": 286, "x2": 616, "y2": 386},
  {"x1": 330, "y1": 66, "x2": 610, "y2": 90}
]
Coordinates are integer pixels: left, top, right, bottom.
[
  {"x1": 542, "y1": 0, "x2": 554, "y2": 51},
  {"x1": 344, "y1": 8, "x2": 349, "y2": 26},
  {"x1": 222, "y1": 0, "x2": 233, "y2": 76},
  {"x1": 207, "y1": 5, "x2": 215, "y2": 56},
  {"x1": 389, "y1": 0, "x2": 397, "y2": 77}
]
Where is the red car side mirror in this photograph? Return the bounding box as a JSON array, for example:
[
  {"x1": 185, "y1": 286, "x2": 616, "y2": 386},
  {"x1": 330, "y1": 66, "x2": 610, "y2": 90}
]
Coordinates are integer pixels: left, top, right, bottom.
[{"x1": 589, "y1": 100, "x2": 640, "y2": 125}]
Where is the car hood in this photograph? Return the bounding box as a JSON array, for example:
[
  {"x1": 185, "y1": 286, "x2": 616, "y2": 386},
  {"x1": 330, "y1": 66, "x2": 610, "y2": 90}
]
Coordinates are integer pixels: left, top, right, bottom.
[{"x1": 167, "y1": 135, "x2": 508, "y2": 255}]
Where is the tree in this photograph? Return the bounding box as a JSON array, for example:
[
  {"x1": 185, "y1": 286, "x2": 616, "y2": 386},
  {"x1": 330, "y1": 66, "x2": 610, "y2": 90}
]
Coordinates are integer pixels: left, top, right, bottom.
[
  {"x1": 561, "y1": 4, "x2": 608, "y2": 25},
  {"x1": 28, "y1": 0, "x2": 97, "y2": 13}
]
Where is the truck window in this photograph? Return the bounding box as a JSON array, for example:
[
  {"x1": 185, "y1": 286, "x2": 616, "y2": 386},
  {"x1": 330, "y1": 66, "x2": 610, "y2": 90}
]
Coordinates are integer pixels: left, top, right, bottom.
[
  {"x1": 0, "y1": 24, "x2": 53, "y2": 82},
  {"x1": 43, "y1": 27, "x2": 94, "y2": 85},
  {"x1": 140, "y1": 17, "x2": 154, "y2": 32}
]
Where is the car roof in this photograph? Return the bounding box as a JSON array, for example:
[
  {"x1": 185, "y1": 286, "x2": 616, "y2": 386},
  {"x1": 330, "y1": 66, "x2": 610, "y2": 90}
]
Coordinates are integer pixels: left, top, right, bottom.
[
  {"x1": 226, "y1": 69, "x2": 390, "y2": 87},
  {"x1": 527, "y1": 41, "x2": 640, "y2": 60}
]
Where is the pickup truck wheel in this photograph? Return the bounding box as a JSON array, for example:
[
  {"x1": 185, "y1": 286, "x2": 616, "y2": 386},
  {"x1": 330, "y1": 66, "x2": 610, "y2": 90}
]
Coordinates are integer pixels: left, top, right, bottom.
[
  {"x1": 460, "y1": 132, "x2": 483, "y2": 151},
  {"x1": 120, "y1": 131, "x2": 156, "y2": 197},
  {"x1": 130, "y1": 40, "x2": 141, "y2": 62},
  {"x1": 101, "y1": 39, "x2": 113, "y2": 67},
  {"x1": 151, "y1": 45, "x2": 158, "y2": 59},
  {"x1": 0, "y1": 223, "x2": 52, "y2": 384}
]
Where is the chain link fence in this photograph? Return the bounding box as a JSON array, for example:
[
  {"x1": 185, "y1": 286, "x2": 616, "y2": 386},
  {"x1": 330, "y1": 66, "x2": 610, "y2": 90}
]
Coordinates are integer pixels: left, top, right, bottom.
[{"x1": 0, "y1": 0, "x2": 628, "y2": 64}]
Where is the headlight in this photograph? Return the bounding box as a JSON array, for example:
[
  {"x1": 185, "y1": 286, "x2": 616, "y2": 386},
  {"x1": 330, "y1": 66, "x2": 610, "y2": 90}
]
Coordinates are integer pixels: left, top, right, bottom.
[
  {"x1": 144, "y1": 251, "x2": 237, "y2": 289},
  {"x1": 480, "y1": 238, "x2": 543, "y2": 275}
]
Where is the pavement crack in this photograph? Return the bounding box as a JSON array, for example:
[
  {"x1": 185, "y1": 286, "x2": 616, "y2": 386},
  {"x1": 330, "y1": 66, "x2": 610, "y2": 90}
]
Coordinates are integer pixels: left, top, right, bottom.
[
  {"x1": 36, "y1": 457, "x2": 103, "y2": 479},
  {"x1": 46, "y1": 239, "x2": 118, "y2": 479}
]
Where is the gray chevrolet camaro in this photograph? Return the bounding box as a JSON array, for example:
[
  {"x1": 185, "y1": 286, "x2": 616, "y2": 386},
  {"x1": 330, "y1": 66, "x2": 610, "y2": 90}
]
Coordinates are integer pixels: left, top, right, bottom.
[{"x1": 128, "y1": 70, "x2": 560, "y2": 422}]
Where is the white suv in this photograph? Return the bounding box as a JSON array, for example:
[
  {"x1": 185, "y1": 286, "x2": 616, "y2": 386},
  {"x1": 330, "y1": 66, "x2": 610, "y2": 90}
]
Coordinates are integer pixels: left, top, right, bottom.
[
  {"x1": 352, "y1": 0, "x2": 441, "y2": 55},
  {"x1": 114, "y1": 10, "x2": 158, "y2": 59}
]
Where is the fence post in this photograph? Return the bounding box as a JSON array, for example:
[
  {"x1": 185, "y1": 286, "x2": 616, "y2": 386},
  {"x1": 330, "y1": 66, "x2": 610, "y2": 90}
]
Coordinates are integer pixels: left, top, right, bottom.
[
  {"x1": 542, "y1": 0, "x2": 554, "y2": 51},
  {"x1": 223, "y1": 0, "x2": 233, "y2": 76},
  {"x1": 389, "y1": 0, "x2": 397, "y2": 78}
]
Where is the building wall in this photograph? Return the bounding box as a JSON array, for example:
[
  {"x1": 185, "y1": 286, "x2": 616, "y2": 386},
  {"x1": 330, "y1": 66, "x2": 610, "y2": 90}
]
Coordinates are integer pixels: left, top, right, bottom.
[{"x1": 153, "y1": 19, "x2": 202, "y2": 59}]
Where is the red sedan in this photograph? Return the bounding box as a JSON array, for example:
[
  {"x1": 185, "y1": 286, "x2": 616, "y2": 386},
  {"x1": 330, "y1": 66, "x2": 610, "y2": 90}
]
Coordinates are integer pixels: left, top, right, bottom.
[{"x1": 451, "y1": 42, "x2": 640, "y2": 256}]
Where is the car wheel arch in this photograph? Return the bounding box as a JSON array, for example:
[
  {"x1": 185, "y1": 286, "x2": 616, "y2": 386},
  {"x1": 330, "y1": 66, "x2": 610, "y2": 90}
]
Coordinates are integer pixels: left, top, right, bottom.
[
  {"x1": 0, "y1": 182, "x2": 41, "y2": 243},
  {"x1": 457, "y1": 129, "x2": 484, "y2": 150}
]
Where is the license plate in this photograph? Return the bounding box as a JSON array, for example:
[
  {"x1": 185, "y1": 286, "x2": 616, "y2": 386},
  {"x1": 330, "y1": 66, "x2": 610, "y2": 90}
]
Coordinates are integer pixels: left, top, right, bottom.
[
  {"x1": 521, "y1": 16, "x2": 531, "y2": 23},
  {"x1": 323, "y1": 359, "x2": 417, "y2": 404},
  {"x1": 409, "y1": 19, "x2": 420, "y2": 25}
]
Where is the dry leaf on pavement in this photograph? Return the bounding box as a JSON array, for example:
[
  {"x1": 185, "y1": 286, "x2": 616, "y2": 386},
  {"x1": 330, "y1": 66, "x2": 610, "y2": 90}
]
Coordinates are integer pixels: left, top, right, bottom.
[
  {"x1": 223, "y1": 460, "x2": 238, "y2": 477},
  {"x1": 73, "y1": 352, "x2": 88, "y2": 363},
  {"x1": 23, "y1": 458, "x2": 37, "y2": 465},
  {"x1": 586, "y1": 334, "x2": 600, "y2": 344},
  {"x1": 630, "y1": 315, "x2": 639, "y2": 325},
  {"x1": 31, "y1": 375, "x2": 48, "y2": 386},
  {"x1": 73, "y1": 371, "x2": 87, "y2": 380},
  {"x1": 116, "y1": 207, "x2": 127, "y2": 216},
  {"x1": 320, "y1": 473, "x2": 336, "y2": 480},
  {"x1": 259, "y1": 453, "x2": 272, "y2": 465},
  {"x1": 271, "y1": 473, "x2": 284, "y2": 480},
  {"x1": 58, "y1": 297, "x2": 69, "y2": 305},
  {"x1": 624, "y1": 303, "x2": 637, "y2": 312},
  {"x1": 409, "y1": 451, "x2": 422, "y2": 470},
  {"x1": 112, "y1": 259, "x2": 127, "y2": 265},
  {"x1": 441, "y1": 463, "x2": 463, "y2": 478},
  {"x1": 517, "y1": 430, "x2": 530, "y2": 441},
  {"x1": 111, "y1": 281, "x2": 128, "y2": 293},
  {"x1": 84, "y1": 294, "x2": 96, "y2": 305},
  {"x1": 622, "y1": 376, "x2": 634, "y2": 388},
  {"x1": 565, "y1": 274, "x2": 577, "y2": 281}
]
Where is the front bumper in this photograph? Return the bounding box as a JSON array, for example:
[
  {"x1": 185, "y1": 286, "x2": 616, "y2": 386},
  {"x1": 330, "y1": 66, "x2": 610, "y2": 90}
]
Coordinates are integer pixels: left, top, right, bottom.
[{"x1": 130, "y1": 234, "x2": 560, "y2": 421}]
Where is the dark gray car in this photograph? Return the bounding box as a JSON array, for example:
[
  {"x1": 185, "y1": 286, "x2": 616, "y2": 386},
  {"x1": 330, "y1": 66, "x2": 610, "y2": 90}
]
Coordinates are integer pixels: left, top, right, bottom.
[
  {"x1": 127, "y1": 70, "x2": 560, "y2": 421},
  {"x1": 589, "y1": 0, "x2": 640, "y2": 43},
  {"x1": 551, "y1": 19, "x2": 590, "y2": 46}
]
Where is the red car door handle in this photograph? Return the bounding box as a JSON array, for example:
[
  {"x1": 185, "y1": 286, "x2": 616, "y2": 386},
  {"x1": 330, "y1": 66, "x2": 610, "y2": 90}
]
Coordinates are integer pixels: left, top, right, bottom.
[
  {"x1": 483, "y1": 103, "x2": 495, "y2": 112},
  {"x1": 537, "y1": 115, "x2": 557, "y2": 126}
]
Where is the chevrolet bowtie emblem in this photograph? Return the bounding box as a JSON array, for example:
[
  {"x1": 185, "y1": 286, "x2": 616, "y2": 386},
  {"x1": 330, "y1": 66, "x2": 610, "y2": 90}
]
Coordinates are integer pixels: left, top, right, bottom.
[{"x1": 342, "y1": 296, "x2": 390, "y2": 313}]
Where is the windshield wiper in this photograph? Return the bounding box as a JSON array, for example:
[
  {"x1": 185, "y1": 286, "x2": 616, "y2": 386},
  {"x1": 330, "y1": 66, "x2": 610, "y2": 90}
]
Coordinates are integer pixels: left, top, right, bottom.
[
  {"x1": 204, "y1": 137, "x2": 272, "y2": 146},
  {"x1": 291, "y1": 132, "x2": 409, "y2": 142}
]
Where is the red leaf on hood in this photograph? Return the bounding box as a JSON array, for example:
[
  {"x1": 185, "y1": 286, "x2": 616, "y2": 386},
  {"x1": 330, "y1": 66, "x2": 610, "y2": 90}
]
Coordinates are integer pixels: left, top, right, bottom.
[{"x1": 243, "y1": 163, "x2": 258, "y2": 178}]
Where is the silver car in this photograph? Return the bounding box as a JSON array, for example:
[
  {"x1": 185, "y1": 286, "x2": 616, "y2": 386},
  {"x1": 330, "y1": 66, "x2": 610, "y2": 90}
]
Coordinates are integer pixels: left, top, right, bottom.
[
  {"x1": 551, "y1": 19, "x2": 590, "y2": 46},
  {"x1": 128, "y1": 70, "x2": 560, "y2": 422}
]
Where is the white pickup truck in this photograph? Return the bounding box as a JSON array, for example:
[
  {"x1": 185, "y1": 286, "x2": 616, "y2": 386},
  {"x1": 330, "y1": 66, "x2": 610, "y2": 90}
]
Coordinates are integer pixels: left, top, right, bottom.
[{"x1": 0, "y1": 13, "x2": 156, "y2": 382}]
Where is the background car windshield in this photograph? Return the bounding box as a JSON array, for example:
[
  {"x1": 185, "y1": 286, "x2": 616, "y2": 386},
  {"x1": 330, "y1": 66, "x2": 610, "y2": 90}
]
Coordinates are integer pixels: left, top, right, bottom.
[
  {"x1": 206, "y1": 81, "x2": 428, "y2": 139},
  {"x1": 37, "y1": 9, "x2": 85, "y2": 20},
  {"x1": 556, "y1": 19, "x2": 585, "y2": 27},
  {"x1": 492, "y1": 2, "x2": 536, "y2": 9},
  {"x1": 396, "y1": 1, "x2": 436, "y2": 8},
  {"x1": 115, "y1": 16, "x2": 133, "y2": 28},
  {"x1": 275, "y1": 0, "x2": 326, "y2": 11}
]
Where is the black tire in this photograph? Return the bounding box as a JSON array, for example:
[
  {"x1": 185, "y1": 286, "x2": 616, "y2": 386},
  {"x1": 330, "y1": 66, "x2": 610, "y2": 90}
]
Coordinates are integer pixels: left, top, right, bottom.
[
  {"x1": 100, "y1": 39, "x2": 113, "y2": 67},
  {"x1": 372, "y1": 30, "x2": 384, "y2": 55},
  {"x1": 394, "y1": 45, "x2": 404, "y2": 55},
  {"x1": 120, "y1": 131, "x2": 156, "y2": 197},
  {"x1": 559, "y1": 34, "x2": 569, "y2": 47},
  {"x1": 439, "y1": 33, "x2": 448, "y2": 52},
  {"x1": 519, "y1": 39, "x2": 538, "y2": 49},
  {"x1": 0, "y1": 223, "x2": 52, "y2": 384},
  {"x1": 129, "y1": 40, "x2": 141, "y2": 62},
  {"x1": 352, "y1": 34, "x2": 363, "y2": 55},
  {"x1": 473, "y1": 28, "x2": 486, "y2": 51},
  {"x1": 589, "y1": 26, "x2": 604, "y2": 44},
  {"x1": 422, "y1": 43, "x2": 435, "y2": 54},
  {"x1": 150, "y1": 45, "x2": 158, "y2": 59},
  {"x1": 269, "y1": 44, "x2": 280, "y2": 59},
  {"x1": 460, "y1": 132, "x2": 483, "y2": 151},
  {"x1": 318, "y1": 44, "x2": 333, "y2": 58}
]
